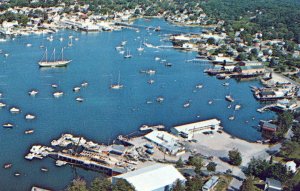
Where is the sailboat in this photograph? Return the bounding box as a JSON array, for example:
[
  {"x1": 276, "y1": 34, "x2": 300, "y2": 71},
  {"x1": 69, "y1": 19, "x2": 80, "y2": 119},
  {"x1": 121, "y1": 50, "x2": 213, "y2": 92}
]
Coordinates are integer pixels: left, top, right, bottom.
[
  {"x1": 110, "y1": 72, "x2": 123, "y2": 89},
  {"x1": 38, "y1": 48, "x2": 71, "y2": 67},
  {"x1": 137, "y1": 42, "x2": 144, "y2": 52},
  {"x1": 124, "y1": 49, "x2": 132, "y2": 58},
  {"x1": 68, "y1": 37, "x2": 73, "y2": 47}
]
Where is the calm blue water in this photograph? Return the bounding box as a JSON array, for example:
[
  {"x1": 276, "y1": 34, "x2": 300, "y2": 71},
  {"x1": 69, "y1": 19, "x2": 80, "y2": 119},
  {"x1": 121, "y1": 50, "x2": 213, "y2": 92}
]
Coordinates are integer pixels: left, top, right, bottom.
[{"x1": 0, "y1": 19, "x2": 274, "y2": 190}]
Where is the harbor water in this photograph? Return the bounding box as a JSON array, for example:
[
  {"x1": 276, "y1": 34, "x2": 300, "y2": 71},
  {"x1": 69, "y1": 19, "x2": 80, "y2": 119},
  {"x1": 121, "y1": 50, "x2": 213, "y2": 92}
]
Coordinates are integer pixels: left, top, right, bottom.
[{"x1": 0, "y1": 19, "x2": 274, "y2": 190}]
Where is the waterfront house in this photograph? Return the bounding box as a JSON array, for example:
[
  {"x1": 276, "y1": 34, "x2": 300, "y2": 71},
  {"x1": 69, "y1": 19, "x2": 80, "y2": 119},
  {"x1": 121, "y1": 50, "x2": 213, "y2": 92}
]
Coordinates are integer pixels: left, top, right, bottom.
[
  {"x1": 286, "y1": 161, "x2": 297, "y2": 173},
  {"x1": 260, "y1": 121, "x2": 278, "y2": 139},
  {"x1": 144, "y1": 130, "x2": 185, "y2": 156},
  {"x1": 112, "y1": 163, "x2": 186, "y2": 191},
  {"x1": 264, "y1": 178, "x2": 282, "y2": 191},
  {"x1": 202, "y1": 176, "x2": 219, "y2": 191},
  {"x1": 171, "y1": 119, "x2": 221, "y2": 140}
]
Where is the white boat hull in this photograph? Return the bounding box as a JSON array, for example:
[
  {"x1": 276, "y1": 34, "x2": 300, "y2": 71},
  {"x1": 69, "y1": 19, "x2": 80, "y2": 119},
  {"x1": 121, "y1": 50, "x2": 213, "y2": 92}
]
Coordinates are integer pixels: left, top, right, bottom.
[{"x1": 38, "y1": 60, "x2": 71, "y2": 67}]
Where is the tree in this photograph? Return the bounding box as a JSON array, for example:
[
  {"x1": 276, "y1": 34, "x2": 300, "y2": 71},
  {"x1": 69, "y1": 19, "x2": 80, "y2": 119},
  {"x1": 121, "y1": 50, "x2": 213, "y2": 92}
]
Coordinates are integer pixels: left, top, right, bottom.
[
  {"x1": 112, "y1": 179, "x2": 135, "y2": 191},
  {"x1": 90, "y1": 177, "x2": 112, "y2": 191},
  {"x1": 244, "y1": 158, "x2": 270, "y2": 179},
  {"x1": 228, "y1": 149, "x2": 242, "y2": 166},
  {"x1": 207, "y1": 162, "x2": 217, "y2": 172},
  {"x1": 66, "y1": 178, "x2": 89, "y2": 191},
  {"x1": 240, "y1": 176, "x2": 255, "y2": 191},
  {"x1": 171, "y1": 179, "x2": 185, "y2": 191},
  {"x1": 176, "y1": 157, "x2": 184, "y2": 168},
  {"x1": 267, "y1": 163, "x2": 290, "y2": 182},
  {"x1": 207, "y1": 37, "x2": 216, "y2": 45},
  {"x1": 188, "y1": 156, "x2": 203, "y2": 174},
  {"x1": 292, "y1": 124, "x2": 300, "y2": 143},
  {"x1": 185, "y1": 176, "x2": 203, "y2": 191}
]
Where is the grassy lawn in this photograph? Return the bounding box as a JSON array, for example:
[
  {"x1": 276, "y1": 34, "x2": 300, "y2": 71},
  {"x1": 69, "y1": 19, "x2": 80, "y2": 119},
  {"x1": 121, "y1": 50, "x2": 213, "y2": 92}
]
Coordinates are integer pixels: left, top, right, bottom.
[{"x1": 215, "y1": 175, "x2": 232, "y2": 191}]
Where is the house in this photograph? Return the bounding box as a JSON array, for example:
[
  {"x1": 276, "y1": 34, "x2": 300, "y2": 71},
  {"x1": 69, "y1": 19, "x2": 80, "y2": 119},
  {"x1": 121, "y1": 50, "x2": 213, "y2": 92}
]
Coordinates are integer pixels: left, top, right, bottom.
[
  {"x1": 112, "y1": 163, "x2": 186, "y2": 191},
  {"x1": 260, "y1": 121, "x2": 278, "y2": 139},
  {"x1": 144, "y1": 130, "x2": 185, "y2": 155},
  {"x1": 286, "y1": 161, "x2": 297, "y2": 173},
  {"x1": 202, "y1": 176, "x2": 219, "y2": 191},
  {"x1": 264, "y1": 178, "x2": 282, "y2": 191},
  {"x1": 171, "y1": 119, "x2": 222, "y2": 140}
]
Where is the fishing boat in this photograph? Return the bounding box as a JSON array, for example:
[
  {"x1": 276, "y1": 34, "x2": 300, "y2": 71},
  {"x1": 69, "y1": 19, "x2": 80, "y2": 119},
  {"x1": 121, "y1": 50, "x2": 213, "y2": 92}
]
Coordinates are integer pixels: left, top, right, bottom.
[
  {"x1": 25, "y1": 114, "x2": 36, "y2": 120},
  {"x1": 10, "y1": 107, "x2": 20, "y2": 113},
  {"x1": 3, "y1": 163, "x2": 12, "y2": 169},
  {"x1": 225, "y1": 95, "x2": 234, "y2": 102},
  {"x1": 76, "y1": 97, "x2": 84, "y2": 102},
  {"x1": 53, "y1": 91, "x2": 63, "y2": 98},
  {"x1": 110, "y1": 72, "x2": 123, "y2": 89},
  {"x1": 38, "y1": 48, "x2": 71, "y2": 67},
  {"x1": 28, "y1": 90, "x2": 38, "y2": 96},
  {"x1": 73, "y1": 87, "x2": 81, "y2": 92},
  {"x1": 25, "y1": 129, "x2": 34, "y2": 134},
  {"x1": 0, "y1": 102, "x2": 6, "y2": 108},
  {"x1": 3, "y1": 123, "x2": 13, "y2": 128}
]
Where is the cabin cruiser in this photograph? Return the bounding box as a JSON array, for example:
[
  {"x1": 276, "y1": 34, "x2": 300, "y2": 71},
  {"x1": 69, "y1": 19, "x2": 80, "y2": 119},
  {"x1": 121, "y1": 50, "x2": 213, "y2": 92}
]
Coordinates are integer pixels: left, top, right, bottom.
[
  {"x1": 3, "y1": 123, "x2": 13, "y2": 128},
  {"x1": 235, "y1": 105, "x2": 241, "y2": 110},
  {"x1": 76, "y1": 97, "x2": 84, "y2": 102},
  {"x1": 28, "y1": 90, "x2": 38, "y2": 96},
  {"x1": 51, "y1": 84, "x2": 58, "y2": 88},
  {"x1": 81, "y1": 82, "x2": 88, "y2": 87},
  {"x1": 10, "y1": 107, "x2": 20, "y2": 113},
  {"x1": 25, "y1": 114, "x2": 36, "y2": 120},
  {"x1": 73, "y1": 87, "x2": 81, "y2": 92},
  {"x1": 196, "y1": 84, "x2": 203, "y2": 89},
  {"x1": 25, "y1": 129, "x2": 34, "y2": 134},
  {"x1": 0, "y1": 102, "x2": 6, "y2": 108},
  {"x1": 53, "y1": 91, "x2": 63, "y2": 98},
  {"x1": 3, "y1": 163, "x2": 12, "y2": 169},
  {"x1": 156, "y1": 97, "x2": 164, "y2": 103},
  {"x1": 183, "y1": 102, "x2": 190, "y2": 108},
  {"x1": 225, "y1": 95, "x2": 234, "y2": 102},
  {"x1": 148, "y1": 79, "x2": 155, "y2": 84}
]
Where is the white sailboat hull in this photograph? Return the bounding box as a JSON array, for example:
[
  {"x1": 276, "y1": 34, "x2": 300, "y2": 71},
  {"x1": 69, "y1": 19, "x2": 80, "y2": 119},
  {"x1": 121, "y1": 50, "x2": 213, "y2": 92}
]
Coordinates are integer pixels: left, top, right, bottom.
[{"x1": 38, "y1": 60, "x2": 71, "y2": 67}]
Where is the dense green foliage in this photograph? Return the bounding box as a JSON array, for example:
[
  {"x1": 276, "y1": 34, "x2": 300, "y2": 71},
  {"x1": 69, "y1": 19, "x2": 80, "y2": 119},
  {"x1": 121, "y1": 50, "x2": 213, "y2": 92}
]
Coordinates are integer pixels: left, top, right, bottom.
[
  {"x1": 272, "y1": 111, "x2": 293, "y2": 142},
  {"x1": 228, "y1": 149, "x2": 242, "y2": 166},
  {"x1": 201, "y1": 0, "x2": 300, "y2": 43},
  {"x1": 240, "y1": 176, "x2": 255, "y2": 191},
  {"x1": 66, "y1": 177, "x2": 135, "y2": 191}
]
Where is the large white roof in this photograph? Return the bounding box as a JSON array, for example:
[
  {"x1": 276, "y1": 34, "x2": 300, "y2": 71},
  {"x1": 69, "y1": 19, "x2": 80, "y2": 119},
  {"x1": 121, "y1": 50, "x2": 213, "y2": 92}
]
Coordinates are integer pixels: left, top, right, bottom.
[
  {"x1": 114, "y1": 163, "x2": 186, "y2": 191},
  {"x1": 173, "y1": 119, "x2": 221, "y2": 134}
]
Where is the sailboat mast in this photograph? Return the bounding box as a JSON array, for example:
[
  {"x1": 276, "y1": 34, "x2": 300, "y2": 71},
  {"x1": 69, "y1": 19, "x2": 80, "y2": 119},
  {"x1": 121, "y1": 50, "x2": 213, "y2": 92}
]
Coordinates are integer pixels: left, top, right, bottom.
[
  {"x1": 61, "y1": 48, "x2": 64, "y2": 61},
  {"x1": 53, "y1": 48, "x2": 56, "y2": 62},
  {"x1": 45, "y1": 48, "x2": 48, "y2": 62}
]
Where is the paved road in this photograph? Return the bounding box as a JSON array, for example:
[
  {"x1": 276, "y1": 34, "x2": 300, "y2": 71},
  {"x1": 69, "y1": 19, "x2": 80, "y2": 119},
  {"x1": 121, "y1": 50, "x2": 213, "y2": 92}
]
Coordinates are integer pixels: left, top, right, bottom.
[{"x1": 226, "y1": 143, "x2": 281, "y2": 190}]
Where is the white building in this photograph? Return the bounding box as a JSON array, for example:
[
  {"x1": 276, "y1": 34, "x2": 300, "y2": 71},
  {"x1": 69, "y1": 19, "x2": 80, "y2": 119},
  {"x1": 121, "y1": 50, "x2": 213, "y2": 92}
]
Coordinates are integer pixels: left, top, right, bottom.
[
  {"x1": 112, "y1": 163, "x2": 186, "y2": 191},
  {"x1": 202, "y1": 176, "x2": 219, "y2": 191},
  {"x1": 171, "y1": 119, "x2": 221, "y2": 140},
  {"x1": 286, "y1": 161, "x2": 297, "y2": 173},
  {"x1": 144, "y1": 130, "x2": 185, "y2": 155}
]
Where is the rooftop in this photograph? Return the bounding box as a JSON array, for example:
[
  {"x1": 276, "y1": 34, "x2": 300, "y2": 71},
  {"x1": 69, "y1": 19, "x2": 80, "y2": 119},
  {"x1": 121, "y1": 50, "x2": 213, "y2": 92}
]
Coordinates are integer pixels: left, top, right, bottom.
[
  {"x1": 113, "y1": 163, "x2": 186, "y2": 191},
  {"x1": 173, "y1": 119, "x2": 221, "y2": 134}
]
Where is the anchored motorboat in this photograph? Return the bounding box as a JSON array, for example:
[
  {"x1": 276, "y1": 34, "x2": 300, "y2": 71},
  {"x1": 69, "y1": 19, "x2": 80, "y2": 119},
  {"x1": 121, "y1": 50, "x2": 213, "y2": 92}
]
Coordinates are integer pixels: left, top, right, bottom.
[
  {"x1": 53, "y1": 91, "x2": 63, "y2": 98},
  {"x1": 3, "y1": 163, "x2": 12, "y2": 169},
  {"x1": 25, "y1": 129, "x2": 34, "y2": 134},
  {"x1": 10, "y1": 107, "x2": 20, "y2": 113},
  {"x1": 3, "y1": 123, "x2": 13, "y2": 128},
  {"x1": 28, "y1": 90, "x2": 38, "y2": 96},
  {"x1": 76, "y1": 97, "x2": 84, "y2": 102},
  {"x1": 73, "y1": 87, "x2": 81, "y2": 92},
  {"x1": 0, "y1": 102, "x2": 6, "y2": 108},
  {"x1": 25, "y1": 114, "x2": 36, "y2": 120}
]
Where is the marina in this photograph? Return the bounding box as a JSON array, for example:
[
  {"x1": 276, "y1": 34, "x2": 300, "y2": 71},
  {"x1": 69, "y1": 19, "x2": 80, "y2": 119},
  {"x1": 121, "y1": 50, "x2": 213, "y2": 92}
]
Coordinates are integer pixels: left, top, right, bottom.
[{"x1": 0, "y1": 18, "x2": 274, "y2": 190}]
